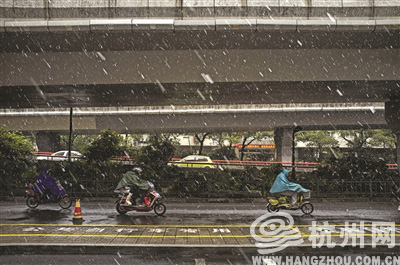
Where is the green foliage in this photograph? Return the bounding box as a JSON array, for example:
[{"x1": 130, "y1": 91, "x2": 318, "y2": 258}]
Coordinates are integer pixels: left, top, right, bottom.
[
  {"x1": 239, "y1": 131, "x2": 274, "y2": 161},
  {"x1": 297, "y1": 131, "x2": 338, "y2": 161},
  {"x1": 297, "y1": 131, "x2": 338, "y2": 148},
  {"x1": 137, "y1": 134, "x2": 177, "y2": 182},
  {"x1": 60, "y1": 135, "x2": 96, "y2": 153},
  {"x1": 316, "y1": 154, "x2": 395, "y2": 181},
  {"x1": 368, "y1": 130, "x2": 396, "y2": 149},
  {"x1": 339, "y1": 130, "x2": 374, "y2": 150},
  {"x1": 0, "y1": 127, "x2": 36, "y2": 195},
  {"x1": 84, "y1": 129, "x2": 129, "y2": 162},
  {"x1": 193, "y1": 133, "x2": 211, "y2": 155},
  {"x1": 209, "y1": 146, "x2": 236, "y2": 160}
]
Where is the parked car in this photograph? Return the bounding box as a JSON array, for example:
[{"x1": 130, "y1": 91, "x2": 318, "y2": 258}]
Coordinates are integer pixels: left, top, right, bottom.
[
  {"x1": 37, "y1": 151, "x2": 82, "y2": 161},
  {"x1": 168, "y1": 155, "x2": 215, "y2": 169}
]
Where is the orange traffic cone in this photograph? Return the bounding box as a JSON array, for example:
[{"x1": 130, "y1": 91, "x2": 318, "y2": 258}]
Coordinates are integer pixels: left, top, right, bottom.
[{"x1": 72, "y1": 199, "x2": 84, "y2": 224}]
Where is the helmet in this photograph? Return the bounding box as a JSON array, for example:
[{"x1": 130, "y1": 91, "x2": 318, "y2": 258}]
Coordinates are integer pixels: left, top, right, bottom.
[{"x1": 132, "y1": 167, "x2": 143, "y2": 174}]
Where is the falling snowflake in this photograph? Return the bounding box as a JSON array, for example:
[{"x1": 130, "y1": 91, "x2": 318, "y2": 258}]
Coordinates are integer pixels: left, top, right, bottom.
[
  {"x1": 201, "y1": 73, "x2": 214, "y2": 84},
  {"x1": 197, "y1": 89, "x2": 206, "y2": 100},
  {"x1": 336, "y1": 89, "x2": 343, "y2": 96},
  {"x1": 96, "y1": 51, "x2": 106, "y2": 61},
  {"x1": 327, "y1": 13, "x2": 336, "y2": 22}
]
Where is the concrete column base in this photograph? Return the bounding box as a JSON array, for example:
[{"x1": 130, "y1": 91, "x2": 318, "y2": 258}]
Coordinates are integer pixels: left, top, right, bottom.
[
  {"x1": 274, "y1": 128, "x2": 293, "y2": 163},
  {"x1": 36, "y1": 131, "x2": 60, "y2": 152}
]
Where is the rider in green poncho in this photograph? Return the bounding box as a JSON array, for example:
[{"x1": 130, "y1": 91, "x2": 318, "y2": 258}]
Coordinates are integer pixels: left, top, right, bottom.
[{"x1": 115, "y1": 167, "x2": 150, "y2": 206}]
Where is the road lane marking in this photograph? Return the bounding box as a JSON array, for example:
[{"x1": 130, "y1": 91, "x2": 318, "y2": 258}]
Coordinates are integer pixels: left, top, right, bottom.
[
  {"x1": 1, "y1": 233, "x2": 399, "y2": 239},
  {"x1": 22, "y1": 227, "x2": 44, "y2": 232},
  {"x1": 1, "y1": 223, "x2": 399, "y2": 228},
  {"x1": 195, "y1": 258, "x2": 206, "y2": 265},
  {"x1": 212, "y1": 228, "x2": 231, "y2": 233}
]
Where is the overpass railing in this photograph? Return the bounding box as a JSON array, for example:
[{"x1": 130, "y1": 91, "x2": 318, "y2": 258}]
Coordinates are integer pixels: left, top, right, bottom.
[
  {"x1": 1, "y1": 0, "x2": 399, "y2": 20},
  {"x1": 1, "y1": 18, "x2": 399, "y2": 34}
]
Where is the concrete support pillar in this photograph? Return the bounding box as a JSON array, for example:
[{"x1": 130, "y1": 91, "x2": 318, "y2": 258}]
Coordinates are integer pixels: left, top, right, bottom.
[
  {"x1": 396, "y1": 135, "x2": 400, "y2": 170},
  {"x1": 385, "y1": 100, "x2": 400, "y2": 172},
  {"x1": 274, "y1": 128, "x2": 293, "y2": 162},
  {"x1": 36, "y1": 131, "x2": 60, "y2": 152}
]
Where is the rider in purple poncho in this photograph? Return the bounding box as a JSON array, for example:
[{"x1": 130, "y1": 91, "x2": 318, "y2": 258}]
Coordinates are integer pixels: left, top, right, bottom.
[{"x1": 33, "y1": 166, "x2": 66, "y2": 197}]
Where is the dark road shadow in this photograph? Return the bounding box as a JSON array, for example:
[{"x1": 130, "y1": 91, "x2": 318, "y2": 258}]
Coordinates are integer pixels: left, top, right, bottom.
[
  {"x1": 114, "y1": 213, "x2": 162, "y2": 225},
  {"x1": 26, "y1": 208, "x2": 72, "y2": 221}
]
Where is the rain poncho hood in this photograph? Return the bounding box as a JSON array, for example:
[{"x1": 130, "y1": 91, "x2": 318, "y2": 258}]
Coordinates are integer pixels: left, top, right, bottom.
[
  {"x1": 269, "y1": 169, "x2": 309, "y2": 194},
  {"x1": 33, "y1": 165, "x2": 66, "y2": 196},
  {"x1": 115, "y1": 171, "x2": 150, "y2": 191}
]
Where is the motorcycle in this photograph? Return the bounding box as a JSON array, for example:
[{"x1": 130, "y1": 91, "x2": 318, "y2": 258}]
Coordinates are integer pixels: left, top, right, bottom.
[
  {"x1": 25, "y1": 180, "x2": 73, "y2": 209},
  {"x1": 115, "y1": 183, "x2": 166, "y2": 216},
  {"x1": 267, "y1": 191, "x2": 314, "y2": 215}
]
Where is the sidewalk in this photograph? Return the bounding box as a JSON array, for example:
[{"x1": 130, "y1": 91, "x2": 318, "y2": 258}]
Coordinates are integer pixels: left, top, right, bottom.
[{"x1": 1, "y1": 223, "x2": 399, "y2": 254}]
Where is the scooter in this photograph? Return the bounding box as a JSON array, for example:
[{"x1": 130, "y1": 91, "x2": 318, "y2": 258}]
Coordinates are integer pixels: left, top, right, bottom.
[
  {"x1": 115, "y1": 183, "x2": 166, "y2": 216},
  {"x1": 25, "y1": 180, "x2": 73, "y2": 209},
  {"x1": 267, "y1": 191, "x2": 314, "y2": 215}
]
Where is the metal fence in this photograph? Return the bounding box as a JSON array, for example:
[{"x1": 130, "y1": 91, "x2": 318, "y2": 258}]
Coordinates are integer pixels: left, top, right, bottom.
[{"x1": 4, "y1": 178, "x2": 397, "y2": 199}]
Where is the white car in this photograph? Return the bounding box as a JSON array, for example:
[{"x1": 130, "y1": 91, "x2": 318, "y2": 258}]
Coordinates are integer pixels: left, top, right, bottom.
[{"x1": 37, "y1": 151, "x2": 82, "y2": 161}]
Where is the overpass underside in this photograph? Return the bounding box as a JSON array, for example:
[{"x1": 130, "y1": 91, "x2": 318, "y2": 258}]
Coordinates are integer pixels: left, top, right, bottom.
[
  {"x1": 0, "y1": 31, "x2": 399, "y2": 108},
  {"x1": 0, "y1": 0, "x2": 399, "y2": 162}
]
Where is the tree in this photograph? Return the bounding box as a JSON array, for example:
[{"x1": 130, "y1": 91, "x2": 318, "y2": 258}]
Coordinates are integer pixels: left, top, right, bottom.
[
  {"x1": 84, "y1": 129, "x2": 126, "y2": 163},
  {"x1": 194, "y1": 133, "x2": 211, "y2": 155},
  {"x1": 60, "y1": 135, "x2": 96, "y2": 153},
  {"x1": 339, "y1": 130, "x2": 374, "y2": 152},
  {"x1": 0, "y1": 127, "x2": 36, "y2": 194},
  {"x1": 368, "y1": 130, "x2": 396, "y2": 149},
  {"x1": 137, "y1": 134, "x2": 177, "y2": 181},
  {"x1": 297, "y1": 131, "x2": 338, "y2": 161},
  {"x1": 239, "y1": 132, "x2": 273, "y2": 161}
]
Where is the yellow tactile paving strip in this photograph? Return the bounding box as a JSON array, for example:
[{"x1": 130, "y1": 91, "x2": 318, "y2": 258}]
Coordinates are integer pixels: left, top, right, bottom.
[{"x1": 0, "y1": 224, "x2": 399, "y2": 247}]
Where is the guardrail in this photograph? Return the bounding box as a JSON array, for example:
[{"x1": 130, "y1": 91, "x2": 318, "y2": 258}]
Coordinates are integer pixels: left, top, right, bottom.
[
  {"x1": 213, "y1": 160, "x2": 320, "y2": 169},
  {"x1": 33, "y1": 153, "x2": 398, "y2": 170},
  {"x1": 169, "y1": 159, "x2": 398, "y2": 171}
]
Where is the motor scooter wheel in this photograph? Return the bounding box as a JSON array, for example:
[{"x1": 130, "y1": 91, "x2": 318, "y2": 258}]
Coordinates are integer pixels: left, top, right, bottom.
[
  {"x1": 267, "y1": 203, "x2": 279, "y2": 213},
  {"x1": 59, "y1": 195, "x2": 73, "y2": 209},
  {"x1": 154, "y1": 203, "x2": 166, "y2": 216},
  {"x1": 301, "y1": 202, "x2": 314, "y2": 215},
  {"x1": 116, "y1": 202, "x2": 128, "y2": 215},
  {"x1": 26, "y1": 196, "x2": 39, "y2": 208}
]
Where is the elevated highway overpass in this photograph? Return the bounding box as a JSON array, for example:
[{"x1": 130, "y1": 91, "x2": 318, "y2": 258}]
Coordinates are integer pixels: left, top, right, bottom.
[{"x1": 1, "y1": 0, "x2": 399, "y2": 164}]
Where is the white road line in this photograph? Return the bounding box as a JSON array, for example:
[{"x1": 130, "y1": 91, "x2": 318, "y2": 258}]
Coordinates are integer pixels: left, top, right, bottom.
[{"x1": 195, "y1": 258, "x2": 206, "y2": 265}]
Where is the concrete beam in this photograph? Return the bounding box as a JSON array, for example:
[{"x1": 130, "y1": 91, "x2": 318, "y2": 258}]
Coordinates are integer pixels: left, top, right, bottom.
[
  {"x1": 1, "y1": 49, "x2": 398, "y2": 87},
  {"x1": 0, "y1": 104, "x2": 387, "y2": 134}
]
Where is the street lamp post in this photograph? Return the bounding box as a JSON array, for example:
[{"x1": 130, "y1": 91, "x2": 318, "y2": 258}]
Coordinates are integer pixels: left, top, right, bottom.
[
  {"x1": 292, "y1": 126, "x2": 302, "y2": 181},
  {"x1": 68, "y1": 108, "x2": 73, "y2": 161}
]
